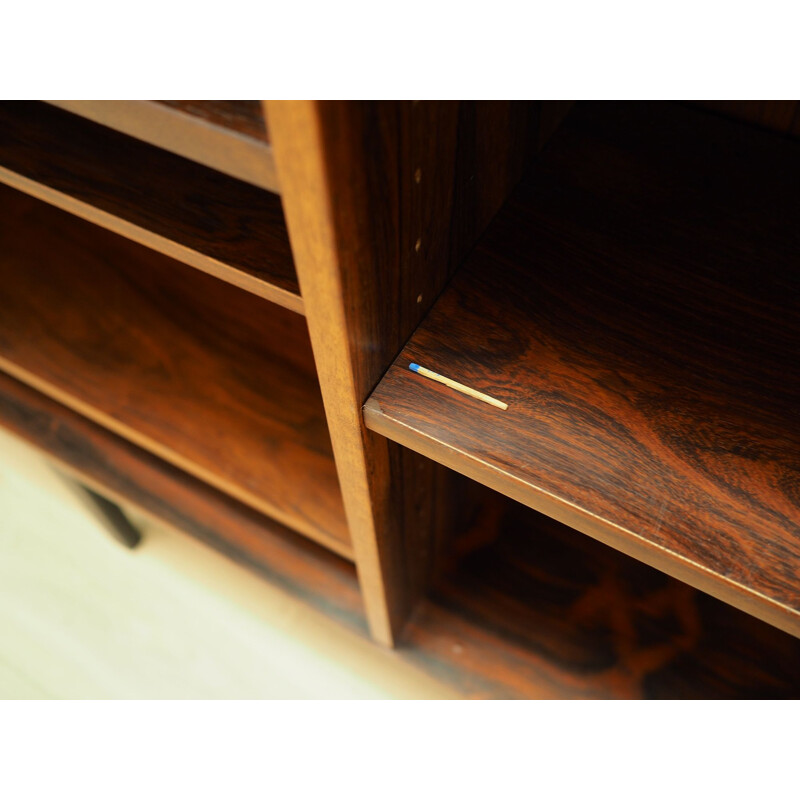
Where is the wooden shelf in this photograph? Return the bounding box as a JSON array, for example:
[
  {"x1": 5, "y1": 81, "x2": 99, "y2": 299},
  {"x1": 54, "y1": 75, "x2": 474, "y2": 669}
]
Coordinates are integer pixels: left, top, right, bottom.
[
  {"x1": 366, "y1": 102, "x2": 800, "y2": 637},
  {"x1": 407, "y1": 494, "x2": 800, "y2": 699},
  {"x1": 157, "y1": 101, "x2": 272, "y2": 142},
  {"x1": 0, "y1": 186, "x2": 350, "y2": 557},
  {"x1": 0, "y1": 102, "x2": 301, "y2": 312},
  {"x1": 48, "y1": 100, "x2": 279, "y2": 192},
  {"x1": 0, "y1": 371, "x2": 364, "y2": 633},
  {"x1": 5, "y1": 366, "x2": 795, "y2": 697}
]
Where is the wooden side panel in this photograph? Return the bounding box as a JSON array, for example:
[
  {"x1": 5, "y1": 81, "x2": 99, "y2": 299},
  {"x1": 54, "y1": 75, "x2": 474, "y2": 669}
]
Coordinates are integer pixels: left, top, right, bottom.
[{"x1": 268, "y1": 101, "x2": 534, "y2": 644}]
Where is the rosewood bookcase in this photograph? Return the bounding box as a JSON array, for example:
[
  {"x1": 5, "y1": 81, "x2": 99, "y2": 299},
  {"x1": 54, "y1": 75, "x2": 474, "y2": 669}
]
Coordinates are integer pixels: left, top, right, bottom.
[{"x1": 1, "y1": 100, "x2": 798, "y2": 698}]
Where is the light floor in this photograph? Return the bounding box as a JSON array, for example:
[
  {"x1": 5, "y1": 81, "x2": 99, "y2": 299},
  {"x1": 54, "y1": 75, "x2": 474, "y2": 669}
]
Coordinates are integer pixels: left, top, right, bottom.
[{"x1": 0, "y1": 428, "x2": 458, "y2": 699}]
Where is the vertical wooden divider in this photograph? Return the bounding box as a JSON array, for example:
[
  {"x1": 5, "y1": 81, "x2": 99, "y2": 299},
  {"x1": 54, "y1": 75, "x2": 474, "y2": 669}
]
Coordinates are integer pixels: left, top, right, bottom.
[{"x1": 267, "y1": 101, "x2": 534, "y2": 645}]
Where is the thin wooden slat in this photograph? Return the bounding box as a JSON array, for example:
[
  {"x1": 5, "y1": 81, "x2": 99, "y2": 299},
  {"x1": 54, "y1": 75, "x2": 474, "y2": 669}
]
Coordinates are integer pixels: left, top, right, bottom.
[
  {"x1": 0, "y1": 371, "x2": 365, "y2": 634},
  {"x1": 48, "y1": 100, "x2": 279, "y2": 192},
  {"x1": 365, "y1": 101, "x2": 800, "y2": 638},
  {"x1": 0, "y1": 102, "x2": 301, "y2": 312},
  {"x1": 0, "y1": 186, "x2": 350, "y2": 557},
  {"x1": 158, "y1": 101, "x2": 271, "y2": 143}
]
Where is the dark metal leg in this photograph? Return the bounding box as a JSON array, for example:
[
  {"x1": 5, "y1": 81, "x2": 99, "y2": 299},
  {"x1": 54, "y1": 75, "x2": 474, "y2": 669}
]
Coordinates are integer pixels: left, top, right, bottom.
[{"x1": 53, "y1": 468, "x2": 142, "y2": 549}]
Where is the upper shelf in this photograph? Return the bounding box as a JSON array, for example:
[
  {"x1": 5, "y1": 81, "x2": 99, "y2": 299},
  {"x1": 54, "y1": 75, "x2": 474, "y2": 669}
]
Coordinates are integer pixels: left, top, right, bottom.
[
  {"x1": 365, "y1": 102, "x2": 800, "y2": 638},
  {"x1": 48, "y1": 100, "x2": 279, "y2": 192},
  {"x1": 0, "y1": 185, "x2": 349, "y2": 557},
  {"x1": 0, "y1": 102, "x2": 302, "y2": 313}
]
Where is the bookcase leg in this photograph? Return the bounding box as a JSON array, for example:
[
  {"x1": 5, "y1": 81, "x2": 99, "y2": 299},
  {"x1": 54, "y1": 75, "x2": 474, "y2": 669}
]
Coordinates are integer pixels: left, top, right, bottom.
[{"x1": 53, "y1": 468, "x2": 142, "y2": 549}]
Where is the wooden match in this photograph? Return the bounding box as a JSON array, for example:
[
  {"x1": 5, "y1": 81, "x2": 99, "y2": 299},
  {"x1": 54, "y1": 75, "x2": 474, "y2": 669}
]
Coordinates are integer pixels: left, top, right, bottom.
[{"x1": 409, "y1": 363, "x2": 508, "y2": 410}]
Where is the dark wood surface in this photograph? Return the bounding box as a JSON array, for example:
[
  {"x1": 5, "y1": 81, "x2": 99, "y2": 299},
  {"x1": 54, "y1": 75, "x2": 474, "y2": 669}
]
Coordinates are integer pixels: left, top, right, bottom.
[
  {"x1": 0, "y1": 186, "x2": 349, "y2": 556},
  {"x1": 0, "y1": 102, "x2": 300, "y2": 311},
  {"x1": 48, "y1": 100, "x2": 279, "y2": 192},
  {"x1": 158, "y1": 101, "x2": 270, "y2": 142},
  {"x1": 366, "y1": 101, "x2": 800, "y2": 637},
  {"x1": 406, "y1": 495, "x2": 800, "y2": 699},
  {"x1": 6, "y1": 367, "x2": 795, "y2": 697},
  {"x1": 694, "y1": 100, "x2": 800, "y2": 138},
  {"x1": 5, "y1": 367, "x2": 797, "y2": 697},
  {"x1": 269, "y1": 101, "x2": 535, "y2": 643},
  {"x1": 0, "y1": 372, "x2": 365, "y2": 633}
]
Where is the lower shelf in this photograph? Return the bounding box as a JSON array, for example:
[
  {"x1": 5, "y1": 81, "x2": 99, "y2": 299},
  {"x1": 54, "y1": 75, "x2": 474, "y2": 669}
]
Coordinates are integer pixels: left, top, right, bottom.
[
  {"x1": 0, "y1": 372, "x2": 365, "y2": 635},
  {"x1": 407, "y1": 495, "x2": 800, "y2": 698},
  {"x1": 3, "y1": 374, "x2": 796, "y2": 698},
  {"x1": 0, "y1": 187, "x2": 349, "y2": 556}
]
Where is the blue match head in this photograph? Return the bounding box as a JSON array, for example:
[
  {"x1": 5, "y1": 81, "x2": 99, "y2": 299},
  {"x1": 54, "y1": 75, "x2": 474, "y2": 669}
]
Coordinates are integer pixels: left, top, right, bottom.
[{"x1": 409, "y1": 363, "x2": 421, "y2": 373}]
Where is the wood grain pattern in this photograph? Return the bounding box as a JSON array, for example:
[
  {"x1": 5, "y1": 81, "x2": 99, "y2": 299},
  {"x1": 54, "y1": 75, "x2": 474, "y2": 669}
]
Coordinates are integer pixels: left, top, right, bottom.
[
  {"x1": 48, "y1": 100, "x2": 279, "y2": 192},
  {"x1": 0, "y1": 186, "x2": 349, "y2": 556},
  {"x1": 0, "y1": 372, "x2": 365, "y2": 634},
  {"x1": 158, "y1": 101, "x2": 270, "y2": 142},
  {"x1": 366, "y1": 101, "x2": 800, "y2": 637},
  {"x1": 268, "y1": 101, "x2": 533, "y2": 644},
  {"x1": 0, "y1": 102, "x2": 300, "y2": 312},
  {"x1": 5, "y1": 368, "x2": 794, "y2": 697},
  {"x1": 406, "y1": 496, "x2": 800, "y2": 699}
]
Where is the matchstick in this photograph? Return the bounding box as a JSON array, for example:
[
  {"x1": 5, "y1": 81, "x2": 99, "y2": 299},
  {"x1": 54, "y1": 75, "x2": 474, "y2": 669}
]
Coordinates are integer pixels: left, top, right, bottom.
[{"x1": 409, "y1": 363, "x2": 508, "y2": 410}]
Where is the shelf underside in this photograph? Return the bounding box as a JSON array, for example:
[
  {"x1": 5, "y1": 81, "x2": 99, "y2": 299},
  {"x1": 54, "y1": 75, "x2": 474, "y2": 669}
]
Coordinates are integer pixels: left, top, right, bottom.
[
  {"x1": 3, "y1": 373, "x2": 797, "y2": 697},
  {"x1": 0, "y1": 102, "x2": 300, "y2": 311},
  {"x1": 0, "y1": 187, "x2": 349, "y2": 556},
  {"x1": 366, "y1": 101, "x2": 800, "y2": 637},
  {"x1": 47, "y1": 100, "x2": 279, "y2": 193}
]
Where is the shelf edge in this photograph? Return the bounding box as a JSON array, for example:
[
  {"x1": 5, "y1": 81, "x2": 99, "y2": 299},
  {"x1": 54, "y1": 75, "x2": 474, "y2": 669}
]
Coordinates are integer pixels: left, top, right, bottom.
[
  {"x1": 0, "y1": 165, "x2": 304, "y2": 315},
  {"x1": 364, "y1": 397, "x2": 800, "y2": 640},
  {"x1": 47, "y1": 100, "x2": 281, "y2": 194}
]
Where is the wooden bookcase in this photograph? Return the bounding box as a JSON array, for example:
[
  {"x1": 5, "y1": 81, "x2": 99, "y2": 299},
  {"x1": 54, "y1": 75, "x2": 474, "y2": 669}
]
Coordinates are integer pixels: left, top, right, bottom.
[{"x1": 0, "y1": 100, "x2": 798, "y2": 698}]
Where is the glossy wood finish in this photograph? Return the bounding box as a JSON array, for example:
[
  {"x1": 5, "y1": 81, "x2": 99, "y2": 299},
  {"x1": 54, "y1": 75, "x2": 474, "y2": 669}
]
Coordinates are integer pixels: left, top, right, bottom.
[
  {"x1": 0, "y1": 102, "x2": 301, "y2": 312},
  {"x1": 269, "y1": 101, "x2": 535, "y2": 644},
  {"x1": 4, "y1": 360, "x2": 796, "y2": 697},
  {"x1": 0, "y1": 186, "x2": 349, "y2": 556},
  {"x1": 48, "y1": 100, "x2": 279, "y2": 192},
  {"x1": 0, "y1": 372, "x2": 365, "y2": 634},
  {"x1": 407, "y1": 497, "x2": 800, "y2": 699},
  {"x1": 366, "y1": 102, "x2": 800, "y2": 637}
]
